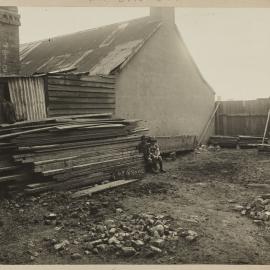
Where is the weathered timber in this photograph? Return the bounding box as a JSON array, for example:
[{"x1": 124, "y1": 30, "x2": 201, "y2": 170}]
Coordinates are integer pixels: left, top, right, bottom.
[
  {"x1": 48, "y1": 109, "x2": 114, "y2": 116},
  {"x1": 42, "y1": 155, "x2": 142, "y2": 176},
  {"x1": 48, "y1": 84, "x2": 115, "y2": 93},
  {"x1": 48, "y1": 90, "x2": 115, "y2": 98},
  {"x1": 49, "y1": 97, "x2": 115, "y2": 104},
  {"x1": 71, "y1": 179, "x2": 140, "y2": 199},
  {"x1": 49, "y1": 103, "x2": 115, "y2": 110},
  {"x1": 48, "y1": 78, "x2": 115, "y2": 89}
]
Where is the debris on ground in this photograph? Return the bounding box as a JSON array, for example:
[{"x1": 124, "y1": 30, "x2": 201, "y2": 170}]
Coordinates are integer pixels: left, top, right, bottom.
[
  {"x1": 1, "y1": 149, "x2": 270, "y2": 264},
  {"x1": 55, "y1": 212, "x2": 199, "y2": 258},
  {"x1": 234, "y1": 194, "x2": 270, "y2": 225}
]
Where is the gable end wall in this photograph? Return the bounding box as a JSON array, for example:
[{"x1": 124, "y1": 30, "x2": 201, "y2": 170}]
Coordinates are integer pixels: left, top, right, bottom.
[{"x1": 115, "y1": 24, "x2": 215, "y2": 138}]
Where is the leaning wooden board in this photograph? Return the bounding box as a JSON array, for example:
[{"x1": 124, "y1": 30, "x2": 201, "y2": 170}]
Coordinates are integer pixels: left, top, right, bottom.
[{"x1": 71, "y1": 179, "x2": 140, "y2": 199}]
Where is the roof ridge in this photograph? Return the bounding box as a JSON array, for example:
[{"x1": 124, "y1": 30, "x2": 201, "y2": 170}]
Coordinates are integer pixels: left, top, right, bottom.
[{"x1": 20, "y1": 15, "x2": 160, "y2": 46}]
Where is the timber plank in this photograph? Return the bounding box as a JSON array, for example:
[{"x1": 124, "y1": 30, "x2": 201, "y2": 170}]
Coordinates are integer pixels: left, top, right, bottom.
[
  {"x1": 49, "y1": 103, "x2": 115, "y2": 109},
  {"x1": 48, "y1": 90, "x2": 115, "y2": 98},
  {"x1": 43, "y1": 155, "x2": 142, "y2": 176},
  {"x1": 48, "y1": 84, "x2": 115, "y2": 93},
  {"x1": 34, "y1": 150, "x2": 138, "y2": 172},
  {"x1": 49, "y1": 97, "x2": 115, "y2": 104},
  {"x1": 48, "y1": 109, "x2": 114, "y2": 116},
  {"x1": 53, "y1": 159, "x2": 144, "y2": 181},
  {"x1": 49, "y1": 75, "x2": 115, "y2": 84},
  {"x1": 48, "y1": 78, "x2": 115, "y2": 89},
  {"x1": 71, "y1": 179, "x2": 139, "y2": 199}
]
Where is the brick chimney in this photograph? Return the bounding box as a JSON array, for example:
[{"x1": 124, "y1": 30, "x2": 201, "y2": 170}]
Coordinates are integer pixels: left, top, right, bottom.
[
  {"x1": 0, "y1": 6, "x2": 20, "y2": 75},
  {"x1": 150, "y1": 7, "x2": 175, "y2": 25}
]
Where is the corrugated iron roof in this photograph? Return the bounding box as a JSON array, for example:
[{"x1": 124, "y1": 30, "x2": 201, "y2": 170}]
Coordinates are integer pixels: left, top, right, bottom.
[{"x1": 20, "y1": 16, "x2": 161, "y2": 76}]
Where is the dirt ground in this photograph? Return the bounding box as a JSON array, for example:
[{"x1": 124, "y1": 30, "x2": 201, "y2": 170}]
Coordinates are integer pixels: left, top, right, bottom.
[{"x1": 0, "y1": 148, "x2": 270, "y2": 265}]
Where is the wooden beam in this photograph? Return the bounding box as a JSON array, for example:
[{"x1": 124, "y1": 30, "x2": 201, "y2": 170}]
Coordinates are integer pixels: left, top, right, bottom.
[{"x1": 71, "y1": 179, "x2": 139, "y2": 199}]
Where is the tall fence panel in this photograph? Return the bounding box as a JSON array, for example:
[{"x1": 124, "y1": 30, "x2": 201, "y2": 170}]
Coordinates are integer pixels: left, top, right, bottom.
[{"x1": 215, "y1": 98, "x2": 270, "y2": 136}]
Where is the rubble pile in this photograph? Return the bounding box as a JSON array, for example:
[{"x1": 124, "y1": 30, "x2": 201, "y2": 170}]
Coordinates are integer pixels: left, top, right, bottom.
[
  {"x1": 44, "y1": 211, "x2": 199, "y2": 259},
  {"x1": 234, "y1": 194, "x2": 270, "y2": 225}
]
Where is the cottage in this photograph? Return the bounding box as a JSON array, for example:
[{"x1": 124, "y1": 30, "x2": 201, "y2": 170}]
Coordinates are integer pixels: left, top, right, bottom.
[{"x1": 1, "y1": 7, "x2": 215, "y2": 147}]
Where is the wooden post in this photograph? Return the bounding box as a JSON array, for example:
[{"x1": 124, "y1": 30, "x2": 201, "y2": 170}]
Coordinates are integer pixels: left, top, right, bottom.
[
  {"x1": 262, "y1": 108, "x2": 270, "y2": 144},
  {"x1": 198, "y1": 102, "x2": 220, "y2": 145}
]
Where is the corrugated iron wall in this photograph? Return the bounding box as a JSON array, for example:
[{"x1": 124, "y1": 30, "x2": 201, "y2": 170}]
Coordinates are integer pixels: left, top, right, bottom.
[
  {"x1": 215, "y1": 98, "x2": 270, "y2": 136},
  {"x1": 46, "y1": 74, "x2": 116, "y2": 117},
  {"x1": 8, "y1": 77, "x2": 47, "y2": 121}
]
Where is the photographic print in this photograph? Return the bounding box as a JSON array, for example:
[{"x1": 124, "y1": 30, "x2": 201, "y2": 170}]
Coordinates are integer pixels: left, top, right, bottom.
[{"x1": 0, "y1": 1, "x2": 269, "y2": 265}]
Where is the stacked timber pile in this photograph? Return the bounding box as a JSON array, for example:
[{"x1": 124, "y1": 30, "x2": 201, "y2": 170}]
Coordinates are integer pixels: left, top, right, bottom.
[
  {"x1": 208, "y1": 135, "x2": 238, "y2": 148},
  {"x1": 0, "y1": 113, "x2": 148, "y2": 195},
  {"x1": 238, "y1": 135, "x2": 268, "y2": 148},
  {"x1": 0, "y1": 142, "x2": 33, "y2": 196}
]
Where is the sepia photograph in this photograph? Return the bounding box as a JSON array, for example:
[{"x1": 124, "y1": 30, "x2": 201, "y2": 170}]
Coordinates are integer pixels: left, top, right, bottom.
[{"x1": 0, "y1": 1, "x2": 270, "y2": 265}]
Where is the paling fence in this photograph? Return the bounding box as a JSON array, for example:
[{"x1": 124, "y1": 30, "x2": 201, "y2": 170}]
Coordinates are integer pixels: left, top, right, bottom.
[{"x1": 215, "y1": 98, "x2": 270, "y2": 136}]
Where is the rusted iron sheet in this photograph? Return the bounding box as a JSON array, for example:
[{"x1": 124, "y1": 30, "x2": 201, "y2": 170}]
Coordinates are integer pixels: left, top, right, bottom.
[
  {"x1": 8, "y1": 77, "x2": 47, "y2": 121},
  {"x1": 20, "y1": 17, "x2": 161, "y2": 75},
  {"x1": 157, "y1": 135, "x2": 197, "y2": 154}
]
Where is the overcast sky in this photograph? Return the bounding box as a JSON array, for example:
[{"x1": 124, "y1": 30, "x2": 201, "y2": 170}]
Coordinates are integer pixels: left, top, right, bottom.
[{"x1": 18, "y1": 7, "x2": 270, "y2": 101}]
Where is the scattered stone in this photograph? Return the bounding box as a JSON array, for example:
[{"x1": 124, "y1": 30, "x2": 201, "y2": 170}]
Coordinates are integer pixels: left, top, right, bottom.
[
  {"x1": 261, "y1": 194, "x2": 270, "y2": 200},
  {"x1": 253, "y1": 220, "x2": 264, "y2": 225},
  {"x1": 116, "y1": 208, "x2": 123, "y2": 214},
  {"x1": 33, "y1": 251, "x2": 39, "y2": 257},
  {"x1": 263, "y1": 199, "x2": 270, "y2": 205},
  {"x1": 70, "y1": 212, "x2": 79, "y2": 218},
  {"x1": 185, "y1": 230, "x2": 198, "y2": 241},
  {"x1": 153, "y1": 224, "x2": 165, "y2": 236},
  {"x1": 132, "y1": 239, "x2": 145, "y2": 248},
  {"x1": 108, "y1": 236, "x2": 120, "y2": 245},
  {"x1": 109, "y1": 228, "x2": 116, "y2": 234},
  {"x1": 90, "y1": 239, "x2": 103, "y2": 246},
  {"x1": 96, "y1": 244, "x2": 108, "y2": 252},
  {"x1": 151, "y1": 238, "x2": 165, "y2": 248},
  {"x1": 96, "y1": 224, "x2": 105, "y2": 233},
  {"x1": 104, "y1": 219, "x2": 115, "y2": 228},
  {"x1": 45, "y1": 213, "x2": 57, "y2": 220},
  {"x1": 51, "y1": 238, "x2": 57, "y2": 245},
  {"x1": 54, "y1": 240, "x2": 70, "y2": 251},
  {"x1": 149, "y1": 245, "x2": 162, "y2": 254},
  {"x1": 44, "y1": 219, "x2": 52, "y2": 225},
  {"x1": 84, "y1": 242, "x2": 94, "y2": 251},
  {"x1": 71, "y1": 253, "x2": 82, "y2": 260},
  {"x1": 233, "y1": 205, "x2": 245, "y2": 211},
  {"x1": 30, "y1": 256, "x2": 35, "y2": 261},
  {"x1": 241, "y1": 210, "x2": 247, "y2": 215},
  {"x1": 121, "y1": 246, "x2": 136, "y2": 256},
  {"x1": 227, "y1": 199, "x2": 236, "y2": 203}
]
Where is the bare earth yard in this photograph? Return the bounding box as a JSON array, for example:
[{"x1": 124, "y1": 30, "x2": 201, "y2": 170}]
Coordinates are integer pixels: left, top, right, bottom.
[{"x1": 0, "y1": 148, "x2": 270, "y2": 264}]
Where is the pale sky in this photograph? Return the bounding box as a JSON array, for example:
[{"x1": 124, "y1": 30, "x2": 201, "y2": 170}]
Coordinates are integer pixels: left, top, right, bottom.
[{"x1": 18, "y1": 7, "x2": 270, "y2": 101}]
